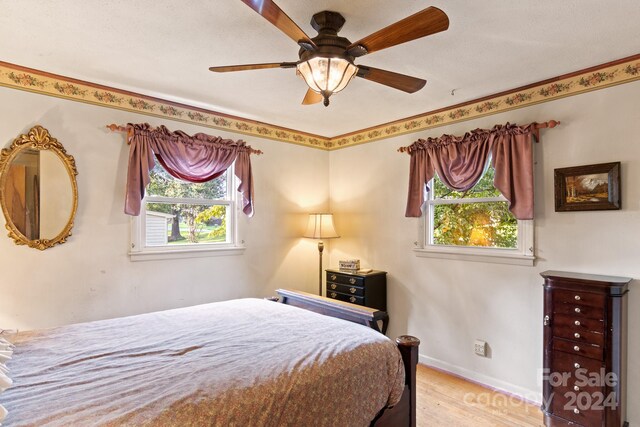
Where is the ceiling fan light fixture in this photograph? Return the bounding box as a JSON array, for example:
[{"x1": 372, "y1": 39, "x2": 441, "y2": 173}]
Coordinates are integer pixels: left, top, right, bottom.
[
  {"x1": 211, "y1": 5, "x2": 449, "y2": 106},
  {"x1": 296, "y1": 56, "x2": 358, "y2": 106}
]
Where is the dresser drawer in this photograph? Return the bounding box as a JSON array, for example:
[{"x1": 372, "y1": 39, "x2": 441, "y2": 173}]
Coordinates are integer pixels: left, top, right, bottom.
[
  {"x1": 326, "y1": 272, "x2": 364, "y2": 287},
  {"x1": 553, "y1": 289, "x2": 605, "y2": 308},
  {"x1": 554, "y1": 325, "x2": 604, "y2": 347},
  {"x1": 327, "y1": 291, "x2": 364, "y2": 305},
  {"x1": 326, "y1": 282, "x2": 364, "y2": 296},
  {"x1": 548, "y1": 351, "x2": 606, "y2": 426},
  {"x1": 551, "y1": 379, "x2": 602, "y2": 399},
  {"x1": 553, "y1": 314, "x2": 604, "y2": 334},
  {"x1": 550, "y1": 389, "x2": 604, "y2": 427},
  {"x1": 553, "y1": 338, "x2": 603, "y2": 361},
  {"x1": 554, "y1": 303, "x2": 604, "y2": 320},
  {"x1": 551, "y1": 350, "x2": 604, "y2": 379}
]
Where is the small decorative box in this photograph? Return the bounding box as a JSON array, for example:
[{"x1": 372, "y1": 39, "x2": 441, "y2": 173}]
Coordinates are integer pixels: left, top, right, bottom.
[{"x1": 339, "y1": 259, "x2": 360, "y2": 271}]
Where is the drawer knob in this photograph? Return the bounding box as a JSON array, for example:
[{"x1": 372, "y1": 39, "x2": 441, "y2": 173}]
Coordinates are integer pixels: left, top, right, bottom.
[
  {"x1": 349, "y1": 287, "x2": 357, "y2": 294},
  {"x1": 574, "y1": 307, "x2": 581, "y2": 313},
  {"x1": 574, "y1": 333, "x2": 581, "y2": 339},
  {"x1": 330, "y1": 274, "x2": 337, "y2": 281},
  {"x1": 349, "y1": 296, "x2": 356, "y2": 303},
  {"x1": 574, "y1": 385, "x2": 580, "y2": 391},
  {"x1": 573, "y1": 408, "x2": 580, "y2": 414},
  {"x1": 349, "y1": 278, "x2": 356, "y2": 284},
  {"x1": 574, "y1": 345, "x2": 580, "y2": 352},
  {"x1": 574, "y1": 363, "x2": 580, "y2": 369},
  {"x1": 574, "y1": 320, "x2": 581, "y2": 326},
  {"x1": 330, "y1": 284, "x2": 337, "y2": 290},
  {"x1": 574, "y1": 295, "x2": 581, "y2": 301},
  {"x1": 330, "y1": 292, "x2": 337, "y2": 298}
]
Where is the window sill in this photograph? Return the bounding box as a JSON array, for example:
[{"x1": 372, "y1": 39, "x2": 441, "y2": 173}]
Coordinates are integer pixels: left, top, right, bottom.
[
  {"x1": 413, "y1": 247, "x2": 535, "y2": 266},
  {"x1": 129, "y1": 245, "x2": 245, "y2": 262}
]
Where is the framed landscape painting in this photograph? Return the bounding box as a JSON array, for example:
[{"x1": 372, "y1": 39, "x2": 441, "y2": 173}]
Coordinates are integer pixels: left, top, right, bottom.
[{"x1": 554, "y1": 162, "x2": 621, "y2": 212}]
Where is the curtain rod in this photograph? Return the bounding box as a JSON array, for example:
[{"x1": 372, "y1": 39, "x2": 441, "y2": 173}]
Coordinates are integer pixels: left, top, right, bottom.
[
  {"x1": 397, "y1": 120, "x2": 560, "y2": 153},
  {"x1": 106, "y1": 124, "x2": 132, "y2": 139},
  {"x1": 105, "y1": 124, "x2": 263, "y2": 155}
]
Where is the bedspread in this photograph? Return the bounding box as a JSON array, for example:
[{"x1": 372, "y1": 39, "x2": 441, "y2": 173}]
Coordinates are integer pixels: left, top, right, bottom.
[{"x1": 1, "y1": 298, "x2": 404, "y2": 426}]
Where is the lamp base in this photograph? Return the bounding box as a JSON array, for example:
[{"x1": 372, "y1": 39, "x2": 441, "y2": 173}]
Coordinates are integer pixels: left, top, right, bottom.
[{"x1": 317, "y1": 241, "x2": 324, "y2": 296}]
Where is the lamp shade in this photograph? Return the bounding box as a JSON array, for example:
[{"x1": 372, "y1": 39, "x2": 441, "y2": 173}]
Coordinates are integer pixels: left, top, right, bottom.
[
  {"x1": 296, "y1": 57, "x2": 358, "y2": 106},
  {"x1": 303, "y1": 213, "x2": 339, "y2": 239}
]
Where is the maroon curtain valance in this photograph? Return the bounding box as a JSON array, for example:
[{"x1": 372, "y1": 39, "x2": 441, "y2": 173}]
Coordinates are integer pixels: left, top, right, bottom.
[
  {"x1": 124, "y1": 123, "x2": 261, "y2": 217},
  {"x1": 402, "y1": 122, "x2": 544, "y2": 220}
]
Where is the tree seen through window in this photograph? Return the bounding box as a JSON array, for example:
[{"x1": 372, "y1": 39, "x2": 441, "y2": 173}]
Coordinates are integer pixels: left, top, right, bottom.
[
  {"x1": 430, "y1": 165, "x2": 518, "y2": 248},
  {"x1": 145, "y1": 162, "x2": 229, "y2": 245}
]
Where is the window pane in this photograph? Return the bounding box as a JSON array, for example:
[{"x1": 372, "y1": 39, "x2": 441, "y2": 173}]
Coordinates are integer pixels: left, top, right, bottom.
[
  {"x1": 433, "y1": 166, "x2": 502, "y2": 199},
  {"x1": 145, "y1": 202, "x2": 227, "y2": 246},
  {"x1": 432, "y1": 201, "x2": 517, "y2": 248},
  {"x1": 146, "y1": 162, "x2": 227, "y2": 199}
]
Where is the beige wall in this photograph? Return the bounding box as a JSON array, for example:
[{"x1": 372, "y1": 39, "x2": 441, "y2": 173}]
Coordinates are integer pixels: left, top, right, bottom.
[
  {"x1": 0, "y1": 86, "x2": 329, "y2": 330},
  {"x1": 328, "y1": 80, "x2": 640, "y2": 421}
]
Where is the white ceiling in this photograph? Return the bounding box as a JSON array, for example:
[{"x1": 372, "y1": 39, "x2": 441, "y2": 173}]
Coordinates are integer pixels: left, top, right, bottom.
[{"x1": 1, "y1": 1, "x2": 639, "y2": 136}]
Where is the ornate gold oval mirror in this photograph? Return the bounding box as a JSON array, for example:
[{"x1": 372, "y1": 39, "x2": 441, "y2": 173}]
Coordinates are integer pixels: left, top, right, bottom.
[{"x1": 0, "y1": 126, "x2": 78, "y2": 250}]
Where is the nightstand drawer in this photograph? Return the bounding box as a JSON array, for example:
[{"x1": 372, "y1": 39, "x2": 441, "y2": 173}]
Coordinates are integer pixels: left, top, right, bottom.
[
  {"x1": 327, "y1": 282, "x2": 364, "y2": 296},
  {"x1": 327, "y1": 291, "x2": 364, "y2": 305},
  {"x1": 326, "y1": 272, "x2": 364, "y2": 287},
  {"x1": 326, "y1": 269, "x2": 387, "y2": 311}
]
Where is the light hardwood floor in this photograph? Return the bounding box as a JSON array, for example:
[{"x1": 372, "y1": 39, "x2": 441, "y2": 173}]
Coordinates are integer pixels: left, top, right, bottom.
[{"x1": 417, "y1": 364, "x2": 544, "y2": 427}]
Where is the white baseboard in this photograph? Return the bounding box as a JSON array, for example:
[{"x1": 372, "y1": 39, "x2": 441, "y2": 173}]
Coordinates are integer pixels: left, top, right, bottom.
[{"x1": 419, "y1": 353, "x2": 542, "y2": 406}]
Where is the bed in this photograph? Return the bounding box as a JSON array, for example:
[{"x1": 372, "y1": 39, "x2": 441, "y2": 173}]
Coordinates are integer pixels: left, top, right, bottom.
[{"x1": 0, "y1": 289, "x2": 419, "y2": 426}]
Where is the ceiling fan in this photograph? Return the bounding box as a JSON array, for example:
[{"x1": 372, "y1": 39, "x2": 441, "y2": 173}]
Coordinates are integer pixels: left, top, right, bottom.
[{"x1": 209, "y1": 0, "x2": 449, "y2": 106}]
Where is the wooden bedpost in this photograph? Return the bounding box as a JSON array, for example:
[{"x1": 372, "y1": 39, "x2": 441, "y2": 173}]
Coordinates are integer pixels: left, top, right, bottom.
[
  {"x1": 397, "y1": 335, "x2": 420, "y2": 427},
  {"x1": 372, "y1": 335, "x2": 420, "y2": 427}
]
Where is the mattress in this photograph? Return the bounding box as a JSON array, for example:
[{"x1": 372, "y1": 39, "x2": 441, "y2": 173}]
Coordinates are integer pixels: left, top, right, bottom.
[{"x1": 1, "y1": 298, "x2": 404, "y2": 426}]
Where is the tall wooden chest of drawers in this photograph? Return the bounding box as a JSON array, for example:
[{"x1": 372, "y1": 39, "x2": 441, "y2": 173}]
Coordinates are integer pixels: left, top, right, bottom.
[
  {"x1": 541, "y1": 271, "x2": 631, "y2": 427},
  {"x1": 326, "y1": 269, "x2": 387, "y2": 311}
]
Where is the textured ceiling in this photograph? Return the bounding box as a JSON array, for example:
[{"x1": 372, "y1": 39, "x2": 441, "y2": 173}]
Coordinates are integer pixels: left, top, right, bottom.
[{"x1": 1, "y1": 1, "x2": 639, "y2": 136}]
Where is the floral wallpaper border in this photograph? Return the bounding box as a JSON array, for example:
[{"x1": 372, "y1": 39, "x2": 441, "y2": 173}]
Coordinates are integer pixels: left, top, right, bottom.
[
  {"x1": 1, "y1": 56, "x2": 639, "y2": 150},
  {"x1": 332, "y1": 57, "x2": 640, "y2": 149},
  {"x1": 0, "y1": 62, "x2": 332, "y2": 150}
]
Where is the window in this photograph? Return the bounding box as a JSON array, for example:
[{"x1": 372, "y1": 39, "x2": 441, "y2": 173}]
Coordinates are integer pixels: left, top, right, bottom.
[
  {"x1": 130, "y1": 161, "x2": 244, "y2": 260},
  {"x1": 416, "y1": 163, "x2": 534, "y2": 265}
]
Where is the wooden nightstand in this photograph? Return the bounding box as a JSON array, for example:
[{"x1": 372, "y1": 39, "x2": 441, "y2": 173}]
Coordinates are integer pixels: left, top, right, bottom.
[{"x1": 326, "y1": 269, "x2": 388, "y2": 333}]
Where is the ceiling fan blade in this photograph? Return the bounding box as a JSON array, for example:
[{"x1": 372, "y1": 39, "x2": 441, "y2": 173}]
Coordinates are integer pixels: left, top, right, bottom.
[
  {"x1": 357, "y1": 66, "x2": 426, "y2": 93},
  {"x1": 302, "y1": 88, "x2": 323, "y2": 105},
  {"x1": 240, "y1": 0, "x2": 317, "y2": 50},
  {"x1": 347, "y1": 7, "x2": 449, "y2": 57},
  {"x1": 209, "y1": 62, "x2": 297, "y2": 72}
]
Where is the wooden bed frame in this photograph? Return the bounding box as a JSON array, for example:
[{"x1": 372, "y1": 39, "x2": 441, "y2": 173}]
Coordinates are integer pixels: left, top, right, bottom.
[{"x1": 275, "y1": 289, "x2": 419, "y2": 427}]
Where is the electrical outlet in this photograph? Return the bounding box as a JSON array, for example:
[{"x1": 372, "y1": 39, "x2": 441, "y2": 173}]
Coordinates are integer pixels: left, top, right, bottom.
[{"x1": 474, "y1": 339, "x2": 487, "y2": 357}]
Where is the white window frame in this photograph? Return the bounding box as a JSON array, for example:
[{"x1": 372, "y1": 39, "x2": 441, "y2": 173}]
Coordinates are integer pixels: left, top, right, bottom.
[
  {"x1": 130, "y1": 165, "x2": 244, "y2": 261},
  {"x1": 414, "y1": 176, "x2": 535, "y2": 266}
]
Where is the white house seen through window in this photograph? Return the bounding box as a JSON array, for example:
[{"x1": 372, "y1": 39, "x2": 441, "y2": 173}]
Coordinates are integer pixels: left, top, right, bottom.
[{"x1": 132, "y1": 161, "x2": 237, "y2": 253}]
